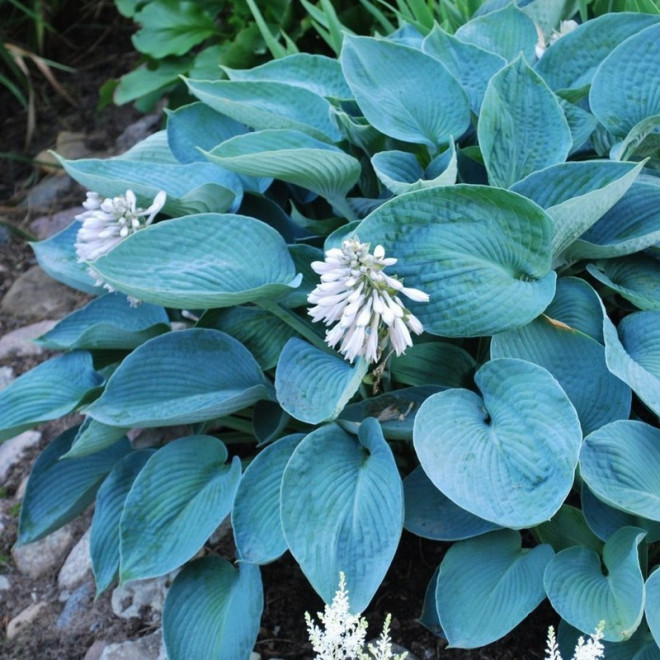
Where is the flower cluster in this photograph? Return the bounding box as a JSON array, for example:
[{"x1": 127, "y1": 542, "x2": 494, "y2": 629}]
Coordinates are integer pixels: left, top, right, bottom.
[
  {"x1": 535, "y1": 19, "x2": 579, "y2": 58},
  {"x1": 305, "y1": 572, "x2": 407, "y2": 660},
  {"x1": 75, "y1": 189, "x2": 166, "y2": 263},
  {"x1": 545, "y1": 622, "x2": 605, "y2": 660},
  {"x1": 307, "y1": 237, "x2": 429, "y2": 364}
]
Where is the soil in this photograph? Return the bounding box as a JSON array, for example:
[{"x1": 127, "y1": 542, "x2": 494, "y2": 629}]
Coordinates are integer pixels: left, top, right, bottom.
[{"x1": 0, "y1": 6, "x2": 555, "y2": 659}]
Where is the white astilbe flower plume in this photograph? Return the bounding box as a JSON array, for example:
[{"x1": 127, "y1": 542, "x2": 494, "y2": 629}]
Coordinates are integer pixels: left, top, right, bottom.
[
  {"x1": 305, "y1": 572, "x2": 407, "y2": 660},
  {"x1": 545, "y1": 622, "x2": 606, "y2": 660},
  {"x1": 307, "y1": 237, "x2": 429, "y2": 364}
]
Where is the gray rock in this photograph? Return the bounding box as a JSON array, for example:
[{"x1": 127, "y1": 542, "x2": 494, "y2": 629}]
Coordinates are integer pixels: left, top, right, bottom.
[
  {"x1": 0, "y1": 575, "x2": 10, "y2": 591},
  {"x1": 1, "y1": 265, "x2": 83, "y2": 320},
  {"x1": 0, "y1": 430, "x2": 42, "y2": 483},
  {"x1": 0, "y1": 320, "x2": 58, "y2": 360},
  {"x1": 58, "y1": 528, "x2": 92, "y2": 590},
  {"x1": 0, "y1": 223, "x2": 10, "y2": 245},
  {"x1": 30, "y1": 206, "x2": 83, "y2": 240},
  {"x1": 111, "y1": 573, "x2": 175, "y2": 621},
  {"x1": 100, "y1": 630, "x2": 166, "y2": 660},
  {"x1": 84, "y1": 640, "x2": 108, "y2": 660},
  {"x1": 22, "y1": 173, "x2": 75, "y2": 210},
  {"x1": 0, "y1": 365, "x2": 15, "y2": 390},
  {"x1": 115, "y1": 114, "x2": 161, "y2": 153},
  {"x1": 12, "y1": 522, "x2": 76, "y2": 578},
  {"x1": 56, "y1": 580, "x2": 94, "y2": 629},
  {"x1": 6, "y1": 601, "x2": 49, "y2": 640}
]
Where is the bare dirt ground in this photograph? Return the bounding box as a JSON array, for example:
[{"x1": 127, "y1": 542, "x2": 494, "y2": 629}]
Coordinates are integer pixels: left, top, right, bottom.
[{"x1": 0, "y1": 5, "x2": 555, "y2": 658}]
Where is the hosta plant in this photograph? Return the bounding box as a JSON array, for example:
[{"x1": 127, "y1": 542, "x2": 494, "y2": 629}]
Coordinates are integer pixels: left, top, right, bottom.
[{"x1": 3, "y1": 1, "x2": 660, "y2": 657}]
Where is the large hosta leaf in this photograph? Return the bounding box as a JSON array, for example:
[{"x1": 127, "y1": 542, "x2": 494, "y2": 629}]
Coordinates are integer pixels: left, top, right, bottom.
[
  {"x1": 356, "y1": 185, "x2": 555, "y2": 337},
  {"x1": 478, "y1": 56, "x2": 572, "y2": 188},
  {"x1": 281, "y1": 420, "x2": 403, "y2": 611},
  {"x1": 120, "y1": 435, "x2": 241, "y2": 581},
  {"x1": 414, "y1": 358, "x2": 582, "y2": 528},
  {"x1": 544, "y1": 277, "x2": 604, "y2": 343},
  {"x1": 340, "y1": 35, "x2": 470, "y2": 150},
  {"x1": 646, "y1": 569, "x2": 660, "y2": 650},
  {"x1": 86, "y1": 329, "x2": 272, "y2": 427},
  {"x1": 35, "y1": 293, "x2": 169, "y2": 350},
  {"x1": 544, "y1": 526, "x2": 646, "y2": 642},
  {"x1": 18, "y1": 427, "x2": 131, "y2": 544},
  {"x1": 491, "y1": 315, "x2": 631, "y2": 435},
  {"x1": 275, "y1": 338, "x2": 368, "y2": 425},
  {"x1": 580, "y1": 421, "x2": 660, "y2": 522},
  {"x1": 435, "y1": 530, "x2": 553, "y2": 648},
  {"x1": 590, "y1": 24, "x2": 660, "y2": 138},
  {"x1": 87, "y1": 213, "x2": 299, "y2": 309},
  {"x1": 163, "y1": 558, "x2": 262, "y2": 660},
  {"x1": 232, "y1": 434, "x2": 304, "y2": 564},
  {"x1": 603, "y1": 310, "x2": 660, "y2": 416},
  {"x1": 0, "y1": 352, "x2": 103, "y2": 442}
]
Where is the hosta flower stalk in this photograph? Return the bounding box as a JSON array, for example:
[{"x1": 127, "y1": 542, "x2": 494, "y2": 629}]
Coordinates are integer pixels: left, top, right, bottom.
[
  {"x1": 545, "y1": 622, "x2": 605, "y2": 660},
  {"x1": 307, "y1": 237, "x2": 428, "y2": 364}
]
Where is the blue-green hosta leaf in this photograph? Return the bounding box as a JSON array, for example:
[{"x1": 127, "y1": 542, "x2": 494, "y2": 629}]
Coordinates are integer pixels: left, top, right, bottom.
[
  {"x1": 560, "y1": 98, "x2": 598, "y2": 155},
  {"x1": 491, "y1": 315, "x2": 631, "y2": 435},
  {"x1": 340, "y1": 35, "x2": 470, "y2": 150},
  {"x1": 281, "y1": 419, "x2": 403, "y2": 611},
  {"x1": 522, "y1": 0, "x2": 580, "y2": 39},
  {"x1": 390, "y1": 342, "x2": 475, "y2": 388},
  {"x1": 544, "y1": 526, "x2": 647, "y2": 642},
  {"x1": 31, "y1": 221, "x2": 103, "y2": 294},
  {"x1": 580, "y1": 421, "x2": 660, "y2": 522},
  {"x1": 454, "y1": 4, "x2": 538, "y2": 62},
  {"x1": 511, "y1": 160, "x2": 642, "y2": 257},
  {"x1": 404, "y1": 466, "x2": 499, "y2": 541},
  {"x1": 232, "y1": 434, "x2": 304, "y2": 564},
  {"x1": 612, "y1": 115, "x2": 660, "y2": 162},
  {"x1": 35, "y1": 293, "x2": 169, "y2": 350},
  {"x1": 356, "y1": 185, "x2": 556, "y2": 337},
  {"x1": 163, "y1": 558, "x2": 262, "y2": 660},
  {"x1": 581, "y1": 484, "x2": 660, "y2": 544},
  {"x1": 435, "y1": 530, "x2": 553, "y2": 648},
  {"x1": 590, "y1": 24, "x2": 660, "y2": 138},
  {"x1": 223, "y1": 53, "x2": 351, "y2": 99},
  {"x1": 544, "y1": 277, "x2": 604, "y2": 343},
  {"x1": 422, "y1": 24, "x2": 506, "y2": 114},
  {"x1": 86, "y1": 329, "x2": 273, "y2": 428},
  {"x1": 199, "y1": 306, "x2": 297, "y2": 371},
  {"x1": 535, "y1": 13, "x2": 660, "y2": 92},
  {"x1": 535, "y1": 505, "x2": 603, "y2": 555},
  {"x1": 646, "y1": 569, "x2": 660, "y2": 649},
  {"x1": 0, "y1": 352, "x2": 103, "y2": 442},
  {"x1": 18, "y1": 427, "x2": 131, "y2": 544},
  {"x1": 338, "y1": 386, "x2": 441, "y2": 441},
  {"x1": 419, "y1": 568, "x2": 444, "y2": 638},
  {"x1": 90, "y1": 449, "x2": 154, "y2": 595},
  {"x1": 479, "y1": 55, "x2": 572, "y2": 189},
  {"x1": 588, "y1": 255, "x2": 660, "y2": 312},
  {"x1": 184, "y1": 78, "x2": 341, "y2": 142},
  {"x1": 414, "y1": 358, "x2": 582, "y2": 528},
  {"x1": 275, "y1": 338, "x2": 368, "y2": 424},
  {"x1": 59, "y1": 155, "x2": 240, "y2": 216},
  {"x1": 204, "y1": 129, "x2": 361, "y2": 204},
  {"x1": 568, "y1": 182, "x2": 660, "y2": 260},
  {"x1": 115, "y1": 131, "x2": 176, "y2": 163},
  {"x1": 65, "y1": 418, "x2": 129, "y2": 459},
  {"x1": 88, "y1": 213, "x2": 299, "y2": 309},
  {"x1": 371, "y1": 145, "x2": 457, "y2": 195},
  {"x1": 603, "y1": 310, "x2": 660, "y2": 416},
  {"x1": 120, "y1": 435, "x2": 241, "y2": 581}
]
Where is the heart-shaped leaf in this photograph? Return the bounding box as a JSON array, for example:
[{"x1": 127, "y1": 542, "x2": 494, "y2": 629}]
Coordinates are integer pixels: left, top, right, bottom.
[
  {"x1": 646, "y1": 569, "x2": 660, "y2": 649},
  {"x1": 414, "y1": 358, "x2": 582, "y2": 528},
  {"x1": 120, "y1": 435, "x2": 241, "y2": 581},
  {"x1": 544, "y1": 526, "x2": 646, "y2": 642},
  {"x1": 86, "y1": 329, "x2": 273, "y2": 428},
  {"x1": 435, "y1": 530, "x2": 553, "y2": 648},
  {"x1": 281, "y1": 419, "x2": 403, "y2": 611},
  {"x1": 544, "y1": 277, "x2": 604, "y2": 343}
]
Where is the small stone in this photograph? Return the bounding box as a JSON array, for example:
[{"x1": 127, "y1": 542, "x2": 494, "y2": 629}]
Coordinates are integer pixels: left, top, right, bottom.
[
  {"x1": 1, "y1": 265, "x2": 83, "y2": 321},
  {"x1": 100, "y1": 630, "x2": 166, "y2": 660},
  {"x1": 14, "y1": 475, "x2": 29, "y2": 501},
  {"x1": 0, "y1": 223, "x2": 10, "y2": 245},
  {"x1": 115, "y1": 114, "x2": 161, "y2": 153},
  {"x1": 56, "y1": 580, "x2": 94, "y2": 629},
  {"x1": 6, "y1": 601, "x2": 49, "y2": 640},
  {"x1": 0, "y1": 430, "x2": 42, "y2": 483},
  {"x1": 84, "y1": 640, "x2": 108, "y2": 660},
  {"x1": 0, "y1": 365, "x2": 15, "y2": 390},
  {"x1": 111, "y1": 572, "x2": 175, "y2": 621},
  {"x1": 0, "y1": 320, "x2": 58, "y2": 360},
  {"x1": 12, "y1": 522, "x2": 76, "y2": 578},
  {"x1": 22, "y1": 174, "x2": 75, "y2": 210},
  {"x1": 0, "y1": 575, "x2": 10, "y2": 591},
  {"x1": 250, "y1": 653, "x2": 262, "y2": 660},
  {"x1": 30, "y1": 206, "x2": 84, "y2": 240},
  {"x1": 58, "y1": 528, "x2": 92, "y2": 590}
]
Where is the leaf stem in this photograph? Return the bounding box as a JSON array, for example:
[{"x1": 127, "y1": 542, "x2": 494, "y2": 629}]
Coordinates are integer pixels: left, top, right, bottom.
[{"x1": 329, "y1": 195, "x2": 358, "y2": 223}]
